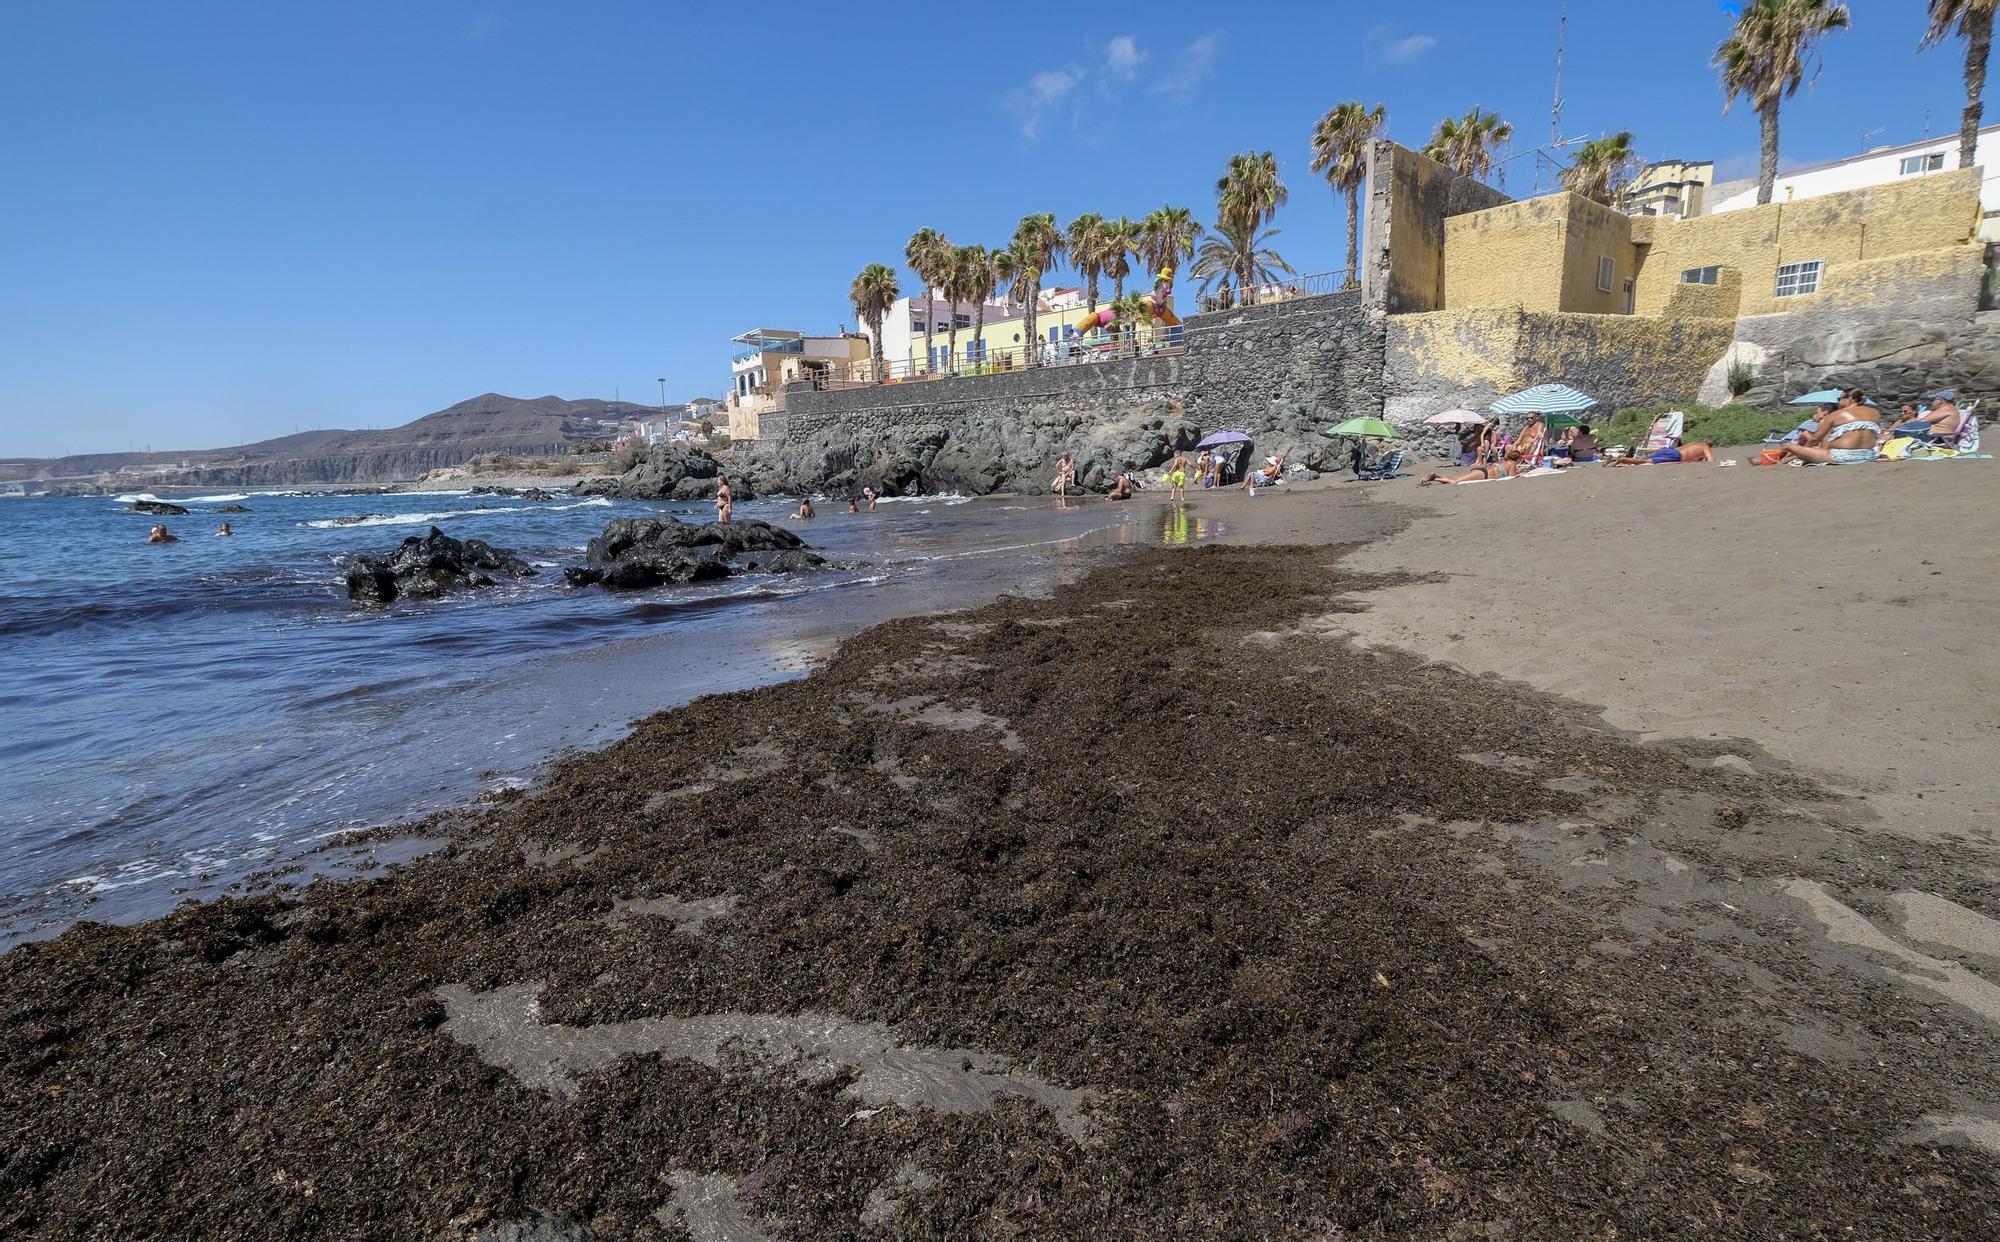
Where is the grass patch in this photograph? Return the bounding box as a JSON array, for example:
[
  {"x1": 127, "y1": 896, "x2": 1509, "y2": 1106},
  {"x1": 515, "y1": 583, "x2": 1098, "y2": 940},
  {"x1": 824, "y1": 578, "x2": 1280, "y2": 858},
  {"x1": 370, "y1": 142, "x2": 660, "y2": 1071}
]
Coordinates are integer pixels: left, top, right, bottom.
[{"x1": 1594, "y1": 401, "x2": 1796, "y2": 448}]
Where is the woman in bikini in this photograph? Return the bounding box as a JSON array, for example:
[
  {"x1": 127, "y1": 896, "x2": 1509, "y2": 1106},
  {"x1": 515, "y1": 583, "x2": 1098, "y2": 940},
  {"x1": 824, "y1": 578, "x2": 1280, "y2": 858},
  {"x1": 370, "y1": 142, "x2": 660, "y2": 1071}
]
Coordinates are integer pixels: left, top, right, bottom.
[{"x1": 1775, "y1": 399, "x2": 1880, "y2": 464}]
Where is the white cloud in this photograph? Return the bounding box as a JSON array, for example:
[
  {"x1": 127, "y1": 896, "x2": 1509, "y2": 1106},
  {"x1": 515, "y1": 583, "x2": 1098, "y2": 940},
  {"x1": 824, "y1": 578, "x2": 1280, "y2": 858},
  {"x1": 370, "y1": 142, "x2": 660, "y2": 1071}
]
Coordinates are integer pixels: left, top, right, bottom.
[
  {"x1": 1365, "y1": 24, "x2": 1437, "y2": 64},
  {"x1": 468, "y1": 13, "x2": 506, "y2": 41},
  {"x1": 1009, "y1": 65, "x2": 1084, "y2": 139},
  {"x1": 1106, "y1": 35, "x2": 1145, "y2": 79},
  {"x1": 1150, "y1": 32, "x2": 1223, "y2": 98}
]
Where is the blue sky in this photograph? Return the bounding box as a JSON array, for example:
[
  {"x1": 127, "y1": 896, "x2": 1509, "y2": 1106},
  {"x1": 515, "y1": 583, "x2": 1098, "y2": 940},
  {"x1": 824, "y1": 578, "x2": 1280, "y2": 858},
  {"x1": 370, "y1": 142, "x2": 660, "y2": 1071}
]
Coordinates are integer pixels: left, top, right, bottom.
[{"x1": 0, "y1": 1, "x2": 1970, "y2": 456}]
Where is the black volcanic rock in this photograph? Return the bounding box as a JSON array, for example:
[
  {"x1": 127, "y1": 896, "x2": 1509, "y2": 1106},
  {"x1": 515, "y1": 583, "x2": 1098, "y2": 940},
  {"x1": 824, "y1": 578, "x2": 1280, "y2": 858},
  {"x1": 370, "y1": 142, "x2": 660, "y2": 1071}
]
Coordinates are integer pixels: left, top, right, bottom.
[
  {"x1": 574, "y1": 444, "x2": 747, "y2": 502},
  {"x1": 342, "y1": 526, "x2": 536, "y2": 605},
  {"x1": 130, "y1": 500, "x2": 190, "y2": 516},
  {"x1": 215, "y1": 503, "x2": 251, "y2": 513},
  {"x1": 564, "y1": 517, "x2": 821, "y2": 590}
]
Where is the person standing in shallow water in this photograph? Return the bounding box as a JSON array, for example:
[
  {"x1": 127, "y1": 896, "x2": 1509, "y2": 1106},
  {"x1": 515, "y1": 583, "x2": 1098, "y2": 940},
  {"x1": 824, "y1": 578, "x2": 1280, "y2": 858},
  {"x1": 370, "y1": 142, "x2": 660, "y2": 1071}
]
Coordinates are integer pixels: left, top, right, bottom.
[{"x1": 714, "y1": 475, "x2": 733, "y2": 523}]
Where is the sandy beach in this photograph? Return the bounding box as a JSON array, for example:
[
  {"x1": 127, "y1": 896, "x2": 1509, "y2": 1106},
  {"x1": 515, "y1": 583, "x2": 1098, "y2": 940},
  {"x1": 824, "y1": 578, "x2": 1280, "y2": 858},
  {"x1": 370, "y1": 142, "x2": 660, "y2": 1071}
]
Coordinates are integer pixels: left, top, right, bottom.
[{"x1": 5, "y1": 463, "x2": 1998, "y2": 1239}]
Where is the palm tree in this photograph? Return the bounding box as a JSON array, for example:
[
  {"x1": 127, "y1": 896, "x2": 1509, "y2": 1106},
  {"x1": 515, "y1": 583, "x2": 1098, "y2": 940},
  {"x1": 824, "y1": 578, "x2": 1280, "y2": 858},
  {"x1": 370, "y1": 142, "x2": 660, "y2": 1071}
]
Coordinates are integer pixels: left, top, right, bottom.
[
  {"x1": 1101, "y1": 216, "x2": 1140, "y2": 300},
  {"x1": 1108, "y1": 291, "x2": 1154, "y2": 353},
  {"x1": 848, "y1": 262, "x2": 900, "y2": 383},
  {"x1": 1420, "y1": 108, "x2": 1515, "y2": 183},
  {"x1": 1137, "y1": 205, "x2": 1201, "y2": 283},
  {"x1": 1562, "y1": 131, "x2": 1640, "y2": 204},
  {"x1": 1067, "y1": 212, "x2": 1108, "y2": 314},
  {"x1": 990, "y1": 240, "x2": 1037, "y2": 366},
  {"x1": 1193, "y1": 218, "x2": 1295, "y2": 308},
  {"x1": 1309, "y1": 101, "x2": 1386, "y2": 281},
  {"x1": 904, "y1": 227, "x2": 953, "y2": 373},
  {"x1": 1922, "y1": 1, "x2": 1997, "y2": 170},
  {"x1": 957, "y1": 244, "x2": 996, "y2": 371},
  {"x1": 1716, "y1": 0, "x2": 1852, "y2": 205},
  {"x1": 1010, "y1": 212, "x2": 1067, "y2": 352},
  {"x1": 1215, "y1": 150, "x2": 1287, "y2": 236}
]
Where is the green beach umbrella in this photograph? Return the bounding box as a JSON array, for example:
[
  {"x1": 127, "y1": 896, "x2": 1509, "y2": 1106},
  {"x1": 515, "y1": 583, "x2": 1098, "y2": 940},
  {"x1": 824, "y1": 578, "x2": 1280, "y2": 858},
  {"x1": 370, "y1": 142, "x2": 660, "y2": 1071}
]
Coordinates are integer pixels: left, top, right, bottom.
[{"x1": 1328, "y1": 416, "x2": 1396, "y2": 439}]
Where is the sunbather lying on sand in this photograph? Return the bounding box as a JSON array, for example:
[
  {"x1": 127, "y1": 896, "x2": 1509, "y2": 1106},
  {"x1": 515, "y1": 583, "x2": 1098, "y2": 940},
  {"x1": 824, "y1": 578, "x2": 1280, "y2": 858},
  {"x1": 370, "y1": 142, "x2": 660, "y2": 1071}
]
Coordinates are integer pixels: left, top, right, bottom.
[
  {"x1": 1612, "y1": 438, "x2": 1716, "y2": 465},
  {"x1": 1420, "y1": 461, "x2": 1519, "y2": 485}
]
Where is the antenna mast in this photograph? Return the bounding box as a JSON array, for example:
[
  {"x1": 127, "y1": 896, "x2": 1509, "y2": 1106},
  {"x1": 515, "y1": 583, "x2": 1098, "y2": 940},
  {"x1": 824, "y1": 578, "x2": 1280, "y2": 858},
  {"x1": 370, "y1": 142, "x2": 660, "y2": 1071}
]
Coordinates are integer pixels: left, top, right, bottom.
[{"x1": 1552, "y1": 8, "x2": 1566, "y2": 150}]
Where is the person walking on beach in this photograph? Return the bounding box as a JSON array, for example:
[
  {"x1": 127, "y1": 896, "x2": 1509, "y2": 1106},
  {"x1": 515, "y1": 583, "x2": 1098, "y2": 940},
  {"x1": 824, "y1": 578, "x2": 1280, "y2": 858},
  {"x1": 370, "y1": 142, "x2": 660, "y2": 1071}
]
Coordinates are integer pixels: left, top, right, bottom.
[
  {"x1": 1053, "y1": 452, "x2": 1076, "y2": 498},
  {"x1": 1168, "y1": 449, "x2": 1189, "y2": 502},
  {"x1": 715, "y1": 475, "x2": 734, "y2": 523}
]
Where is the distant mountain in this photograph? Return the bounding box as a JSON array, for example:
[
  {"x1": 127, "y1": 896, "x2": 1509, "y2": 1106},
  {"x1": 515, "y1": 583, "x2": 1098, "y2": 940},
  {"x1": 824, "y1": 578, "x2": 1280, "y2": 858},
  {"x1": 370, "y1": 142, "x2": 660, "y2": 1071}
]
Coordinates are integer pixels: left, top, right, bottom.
[{"x1": 0, "y1": 394, "x2": 658, "y2": 489}]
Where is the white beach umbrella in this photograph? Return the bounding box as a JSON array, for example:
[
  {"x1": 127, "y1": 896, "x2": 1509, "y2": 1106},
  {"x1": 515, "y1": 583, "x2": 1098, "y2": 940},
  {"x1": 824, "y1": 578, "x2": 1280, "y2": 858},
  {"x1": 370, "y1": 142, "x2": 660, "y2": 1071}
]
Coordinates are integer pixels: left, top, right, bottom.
[{"x1": 1424, "y1": 409, "x2": 1489, "y2": 426}]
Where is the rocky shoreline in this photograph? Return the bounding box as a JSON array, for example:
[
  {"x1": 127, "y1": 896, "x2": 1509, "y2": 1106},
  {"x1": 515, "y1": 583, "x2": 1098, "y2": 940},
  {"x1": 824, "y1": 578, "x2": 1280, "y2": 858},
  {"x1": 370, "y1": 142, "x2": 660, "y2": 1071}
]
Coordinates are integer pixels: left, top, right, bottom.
[{"x1": 4, "y1": 507, "x2": 1996, "y2": 1239}]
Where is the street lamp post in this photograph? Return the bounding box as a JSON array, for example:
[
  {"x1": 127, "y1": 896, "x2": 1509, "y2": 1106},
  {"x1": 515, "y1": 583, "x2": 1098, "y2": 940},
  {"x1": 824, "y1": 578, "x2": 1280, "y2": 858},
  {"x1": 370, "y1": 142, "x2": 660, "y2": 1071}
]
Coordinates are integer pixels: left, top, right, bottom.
[{"x1": 657, "y1": 377, "x2": 668, "y2": 423}]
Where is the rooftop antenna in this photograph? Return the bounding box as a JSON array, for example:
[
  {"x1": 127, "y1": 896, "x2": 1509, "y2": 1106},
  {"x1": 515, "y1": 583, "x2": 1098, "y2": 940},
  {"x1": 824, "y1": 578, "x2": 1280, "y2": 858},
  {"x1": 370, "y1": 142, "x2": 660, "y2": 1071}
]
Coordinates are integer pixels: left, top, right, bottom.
[
  {"x1": 1551, "y1": 8, "x2": 1565, "y2": 151},
  {"x1": 1861, "y1": 126, "x2": 1886, "y2": 149}
]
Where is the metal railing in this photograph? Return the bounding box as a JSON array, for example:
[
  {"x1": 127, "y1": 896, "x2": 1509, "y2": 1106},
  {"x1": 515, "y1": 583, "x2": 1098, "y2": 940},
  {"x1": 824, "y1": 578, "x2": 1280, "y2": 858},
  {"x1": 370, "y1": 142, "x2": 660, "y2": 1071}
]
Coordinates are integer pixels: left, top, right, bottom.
[{"x1": 1193, "y1": 268, "x2": 1355, "y2": 313}]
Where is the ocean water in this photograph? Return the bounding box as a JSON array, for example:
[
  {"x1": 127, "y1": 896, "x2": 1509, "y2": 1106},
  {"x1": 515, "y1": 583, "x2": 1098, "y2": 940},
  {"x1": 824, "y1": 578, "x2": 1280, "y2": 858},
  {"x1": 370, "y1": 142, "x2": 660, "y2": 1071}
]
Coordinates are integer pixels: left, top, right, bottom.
[{"x1": 0, "y1": 487, "x2": 1222, "y2": 946}]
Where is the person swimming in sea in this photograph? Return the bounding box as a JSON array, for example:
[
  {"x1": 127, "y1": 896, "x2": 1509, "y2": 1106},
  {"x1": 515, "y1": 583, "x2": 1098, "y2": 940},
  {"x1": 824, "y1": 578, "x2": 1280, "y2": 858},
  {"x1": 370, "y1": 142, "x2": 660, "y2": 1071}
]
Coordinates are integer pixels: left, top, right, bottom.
[
  {"x1": 215, "y1": 521, "x2": 233, "y2": 537},
  {"x1": 861, "y1": 486, "x2": 877, "y2": 511},
  {"x1": 846, "y1": 498, "x2": 859, "y2": 514},
  {"x1": 147, "y1": 524, "x2": 178, "y2": 543},
  {"x1": 788, "y1": 497, "x2": 814, "y2": 520}
]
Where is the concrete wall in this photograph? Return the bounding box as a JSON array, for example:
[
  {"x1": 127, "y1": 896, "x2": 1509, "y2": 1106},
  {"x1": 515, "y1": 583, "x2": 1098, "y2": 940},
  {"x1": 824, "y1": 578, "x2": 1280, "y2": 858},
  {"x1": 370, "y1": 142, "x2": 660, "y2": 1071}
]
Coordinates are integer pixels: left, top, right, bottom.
[
  {"x1": 1362, "y1": 140, "x2": 1512, "y2": 315},
  {"x1": 1706, "y1": 129, "x2": 2000, "y2": 215},
  {"x1": 1382, "y1": 308, "x2": 1733, "y2": 424},
  {"x1": 1439, "y1": 192, "x2": 1637, "y2": 314}
]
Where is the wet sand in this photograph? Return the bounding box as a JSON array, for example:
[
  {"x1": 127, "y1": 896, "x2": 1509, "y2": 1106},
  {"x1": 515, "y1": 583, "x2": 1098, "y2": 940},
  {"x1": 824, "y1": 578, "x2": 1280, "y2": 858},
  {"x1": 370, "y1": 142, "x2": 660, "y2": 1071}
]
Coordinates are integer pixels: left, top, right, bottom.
[{"x1": 5, "y1": 469, "x2": 2000, "y2": 1238}]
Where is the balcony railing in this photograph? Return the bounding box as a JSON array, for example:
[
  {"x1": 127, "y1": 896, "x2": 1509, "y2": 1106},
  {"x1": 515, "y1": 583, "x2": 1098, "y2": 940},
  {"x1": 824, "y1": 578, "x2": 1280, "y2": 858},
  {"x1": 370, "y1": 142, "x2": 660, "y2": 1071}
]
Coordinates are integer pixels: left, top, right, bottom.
[{"x1": 1192, "y1": 268, "x2": 1355, "y2": 313}]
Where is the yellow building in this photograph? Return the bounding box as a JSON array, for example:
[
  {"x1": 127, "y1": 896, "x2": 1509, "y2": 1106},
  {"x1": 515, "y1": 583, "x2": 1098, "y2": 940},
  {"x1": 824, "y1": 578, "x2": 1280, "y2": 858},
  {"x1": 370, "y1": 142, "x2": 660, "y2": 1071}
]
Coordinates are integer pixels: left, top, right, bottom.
[
  {"x1": 1436, "y1": 167, "x2": 1983, "y2": 322},
  {"x1": 901, "y1": 287, "x2": 1183, "y2": 375},
  {"x1": 1620, "y1": 160, "x2": 1713, "y2": 219},
  {"x1": 725, "y1": 329, "x2": 870, "y2": 442}
]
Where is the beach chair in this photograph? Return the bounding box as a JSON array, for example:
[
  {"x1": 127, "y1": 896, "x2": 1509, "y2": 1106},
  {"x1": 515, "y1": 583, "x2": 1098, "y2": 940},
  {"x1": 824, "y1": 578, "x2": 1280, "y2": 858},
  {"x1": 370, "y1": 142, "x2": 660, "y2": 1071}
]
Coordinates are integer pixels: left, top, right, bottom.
[
  {"x1": 1627, "y1": 411, "x2": 1684, "y2": 458},
  {"x1": 1356, "y1": 449, "x2": 1408, "y2": 481}
]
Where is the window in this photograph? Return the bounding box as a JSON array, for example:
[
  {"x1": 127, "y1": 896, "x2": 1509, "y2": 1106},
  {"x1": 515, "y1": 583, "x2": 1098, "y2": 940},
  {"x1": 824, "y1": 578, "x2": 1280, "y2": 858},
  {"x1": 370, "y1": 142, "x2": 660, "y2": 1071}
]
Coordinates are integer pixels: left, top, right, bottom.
[
  {"x1": 1596, "y1": 256, "x2": 1615, "y2": 293},
  {"x1": 1681, "y1": 265, "x2": 1721, "y2": 285},
  {"x1": 965, "y1": 339, "x2": 985, "y2": 363},
  {"x1": 953, "y1": 313, "x2": 972, "y2": 328},
  {"x1": 911, "y1": 316, "x2": 928, "y2": 332},
  {"x1": 1774, "y1": 259, "x2": 1823, "y2": 298},
  {"x1": 1899, "y1": 152, "x2": 1946, "y2": 176},
  {"x1": 1049, "y1": 325, "x2": 1061, "y2": 343}
]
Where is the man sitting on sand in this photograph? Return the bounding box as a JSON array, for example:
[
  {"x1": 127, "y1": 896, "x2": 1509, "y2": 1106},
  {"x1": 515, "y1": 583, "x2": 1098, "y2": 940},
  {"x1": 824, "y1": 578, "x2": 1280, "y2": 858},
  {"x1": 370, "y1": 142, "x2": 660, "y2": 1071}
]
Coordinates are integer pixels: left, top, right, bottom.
[
  {"x1": 715, "y1": 475, "x2": 733, "y2": 523},
  {"x1": 1107, "y1": 472, "x2": 1133, "y2": 501},
  {"x1": 1612, "y1": 437, "x2": 1717, "y2": 465},
  {"x1": 147, "y1": 523, "x2": 177, "y2": 543}
]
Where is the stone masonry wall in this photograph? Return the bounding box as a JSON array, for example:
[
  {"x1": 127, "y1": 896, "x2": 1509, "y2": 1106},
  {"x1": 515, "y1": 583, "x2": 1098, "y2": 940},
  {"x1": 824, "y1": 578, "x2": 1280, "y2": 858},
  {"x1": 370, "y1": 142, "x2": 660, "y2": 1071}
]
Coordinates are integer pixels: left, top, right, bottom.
[{"x1": 781, "y1": 289, "x2": 1385, "y2": 445}]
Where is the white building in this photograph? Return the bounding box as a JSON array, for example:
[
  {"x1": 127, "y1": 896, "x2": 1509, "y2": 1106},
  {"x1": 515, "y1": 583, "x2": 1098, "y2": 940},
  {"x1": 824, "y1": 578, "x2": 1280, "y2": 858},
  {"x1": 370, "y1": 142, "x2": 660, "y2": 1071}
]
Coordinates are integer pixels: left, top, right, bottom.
[
  {"x1": 862, "y1": 294, "x2": 1017, "y2": 372},
  {"x1": 1706, "y1": 125, "x2": 2000, "y2": 219}
]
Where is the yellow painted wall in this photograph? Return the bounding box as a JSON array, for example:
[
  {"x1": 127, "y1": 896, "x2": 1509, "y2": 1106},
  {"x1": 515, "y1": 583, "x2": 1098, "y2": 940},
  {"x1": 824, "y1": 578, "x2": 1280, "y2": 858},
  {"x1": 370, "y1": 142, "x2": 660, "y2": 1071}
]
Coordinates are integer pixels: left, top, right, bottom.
[
  {"x1": 1388, "y1": 307, "x2": 1732, "y2": 405},
  {"x1": 1441, "y1": 192, "x2": 1635, "y2": 314},
  {"x1": 1631, "y1": 167, "x2": 1982, "y2": 316},
  {"x1": 1658, "y1": 268, "x2": 1742, "y2": 320},
  {"x1": 1816, "y1": 246, "x2": 1984, "y2": 310},
  {"x1": 1386, "y1": 309, "x2": 1520, "y2": 390}
]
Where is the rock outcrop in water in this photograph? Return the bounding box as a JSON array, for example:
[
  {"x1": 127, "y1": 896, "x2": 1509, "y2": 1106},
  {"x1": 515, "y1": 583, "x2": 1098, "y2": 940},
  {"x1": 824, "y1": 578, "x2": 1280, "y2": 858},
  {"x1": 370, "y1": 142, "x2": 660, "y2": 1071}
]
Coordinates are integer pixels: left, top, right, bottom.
[
  {"x1": 342, "y1": 526, "x2": 536, "y2": 605},
  {"x1": 129, "y1": 500, "x2": 190, "y2": 516},
  {"x1": 738, "y1": 403, "x2": 1213, "y2": 498},
  {"x1": 215, "y1": 503, "x2": 251, "y2": 513},
  {"x1": 564, "y1": 517, "x2": 822, "y2": 590},
  {"x1": 574, "y1": 444, "x2": 749, "y2": 502}
]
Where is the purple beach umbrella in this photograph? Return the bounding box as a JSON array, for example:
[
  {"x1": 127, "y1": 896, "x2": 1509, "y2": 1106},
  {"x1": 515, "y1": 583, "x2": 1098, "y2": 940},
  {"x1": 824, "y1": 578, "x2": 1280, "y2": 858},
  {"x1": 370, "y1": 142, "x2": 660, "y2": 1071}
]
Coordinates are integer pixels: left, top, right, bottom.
[{"x1": 1196, "y1": 430, "x2": 1253, "y2": 448}]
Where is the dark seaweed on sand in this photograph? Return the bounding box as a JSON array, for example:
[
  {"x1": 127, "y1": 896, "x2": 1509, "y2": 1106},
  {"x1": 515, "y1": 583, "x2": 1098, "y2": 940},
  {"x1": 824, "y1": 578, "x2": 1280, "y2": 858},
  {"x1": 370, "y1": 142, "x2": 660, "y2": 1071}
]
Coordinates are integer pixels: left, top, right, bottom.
[{"x1": 3, "y1": 542, "x2": 1996, "y2": 1239}]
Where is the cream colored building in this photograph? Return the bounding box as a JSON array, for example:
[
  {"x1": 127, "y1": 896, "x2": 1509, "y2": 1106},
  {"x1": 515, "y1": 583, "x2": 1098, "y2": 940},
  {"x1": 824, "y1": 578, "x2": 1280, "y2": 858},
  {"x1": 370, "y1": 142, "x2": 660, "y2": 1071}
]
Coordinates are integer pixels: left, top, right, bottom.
[
  {"x1": 1620, "y1": 159, "x2": 1713, "y2": 219},
  {"x1": 724, "y1": 328, "x2": 869, "y2": 442}
]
